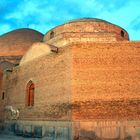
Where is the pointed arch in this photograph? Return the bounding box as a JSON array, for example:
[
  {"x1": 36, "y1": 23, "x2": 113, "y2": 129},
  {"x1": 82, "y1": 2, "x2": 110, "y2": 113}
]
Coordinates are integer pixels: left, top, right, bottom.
[{"x1": 26, "y1": 80, "x2": 35, "y2": 107}]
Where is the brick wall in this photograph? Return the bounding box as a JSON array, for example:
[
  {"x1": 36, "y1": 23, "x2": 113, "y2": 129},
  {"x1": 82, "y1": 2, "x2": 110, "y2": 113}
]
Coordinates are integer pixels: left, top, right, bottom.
[
  {"x1": 0, "y1": 56, "x2": 22, "y2": 64},
  {"x1": 0, "y1": 69, "x2": 4, "y2": 121},
  {"x1": 71, "y1": 42, "x2": 140, "y2": 120},
  {"x1": 3, "y1": 47, "x2": 72, "y2": 121},
  {"x1": 2, "y1": 41, "x2": 140, "y2": 122}
]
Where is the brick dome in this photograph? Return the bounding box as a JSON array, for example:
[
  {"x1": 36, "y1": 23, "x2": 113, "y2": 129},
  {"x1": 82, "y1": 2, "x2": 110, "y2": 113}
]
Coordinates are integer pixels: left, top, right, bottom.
[
  {"x1": 44, "y1": 18, "x2": 129, "y2": 43},
  {"x1": 0, "y1": 28, "x2": 44, "y2": 56}
]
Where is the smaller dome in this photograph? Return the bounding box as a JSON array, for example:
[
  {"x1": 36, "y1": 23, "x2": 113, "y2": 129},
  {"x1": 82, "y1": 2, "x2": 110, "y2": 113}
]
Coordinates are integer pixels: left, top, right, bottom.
[
  {"x1": 20, "y1": 42, "x2": 52, "y2": 65},
  {"x1": 0, "y1": 28, "x2": 44, "y2": 56}
]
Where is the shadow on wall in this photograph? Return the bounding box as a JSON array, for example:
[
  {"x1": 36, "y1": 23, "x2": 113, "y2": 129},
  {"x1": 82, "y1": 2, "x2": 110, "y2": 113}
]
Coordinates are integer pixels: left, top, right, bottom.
[
  {"x1": 0, "y1": 123, "x2": 71, "y2": 139},
  {"x1": 75, "y1": 129, "x2": 139, "y2": 140},
  {"x1": 0, "y1": 122, "x2": 140, "y2": 140}
]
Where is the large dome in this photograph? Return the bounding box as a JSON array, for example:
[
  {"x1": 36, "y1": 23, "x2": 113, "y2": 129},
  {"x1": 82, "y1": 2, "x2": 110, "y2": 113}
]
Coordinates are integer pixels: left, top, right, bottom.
[
  {"x1": 0, "y1": 28, "x2": 44, "y2": 56},
  {"x1": 44, "y1": 18, "x2": 129, "y2": 44}
]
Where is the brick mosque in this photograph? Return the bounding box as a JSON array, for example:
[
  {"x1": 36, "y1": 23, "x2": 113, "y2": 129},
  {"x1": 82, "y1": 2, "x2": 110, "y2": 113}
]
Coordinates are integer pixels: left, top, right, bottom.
[{"x1": 0, "y1": 18, "x2": 140, "y2": 140}]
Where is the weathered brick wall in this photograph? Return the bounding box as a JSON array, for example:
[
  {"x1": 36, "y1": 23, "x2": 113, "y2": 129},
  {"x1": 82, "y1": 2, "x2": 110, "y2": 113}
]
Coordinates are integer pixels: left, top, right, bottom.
[
  {"x1": 0, "y1": 56, "x2": 22, "y2": 64},
  {"x1": 3, "y1": 47, "x2": 72, "y2": 121},
  {"x1": 73, "y1": 120, "x2": 140, "y2": 140},
  {"x1": 0, "y1": 69, "x2": 3, "y2": 91},
  {"x1": 2, "y1": 40, "x2": 140, "y2": 122},
  {"x1": 0, "y1": 69, "x2": 4, "y2": 121},
  {"x1": 71, "y1": 41, "x2": 140, "y2": 120},
  {"x1": 45, "y1": 32, "x2": 122, "y2": 48}
]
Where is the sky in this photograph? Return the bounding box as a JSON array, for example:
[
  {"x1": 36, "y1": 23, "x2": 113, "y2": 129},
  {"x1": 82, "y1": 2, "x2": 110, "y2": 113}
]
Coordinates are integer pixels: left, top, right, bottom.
[{"x1": 0, "y1": 0, "x2": 140, "y2": 40}]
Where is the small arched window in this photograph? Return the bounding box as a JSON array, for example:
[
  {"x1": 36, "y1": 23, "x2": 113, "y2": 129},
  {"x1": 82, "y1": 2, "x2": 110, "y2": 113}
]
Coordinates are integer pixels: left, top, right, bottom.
[
  {"x1": 50, "y1": 31, "x2": 54, "y2": 39},
  {"x1": 2, "y1": 92, "x2": 5, "y2": 100},
  {"x1": 26, "y1": 81, "x2": 35, "y2": 107},
  {"x1": 121, "y1": 30, "x2": 125, "y2": 37}
]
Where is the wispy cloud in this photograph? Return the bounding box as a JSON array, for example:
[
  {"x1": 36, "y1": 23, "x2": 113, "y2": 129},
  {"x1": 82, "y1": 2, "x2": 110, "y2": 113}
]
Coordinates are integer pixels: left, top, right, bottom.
[
  {"x1": 0, "y1": 0, "x2": 140, "y2": 40},
  {"x1": 96, "y1": 0, "x2": 129, "y2": 11},
  {"x1": 130, "y1": 16, "x2": 140, "y2": 30},
  {"x1": 0, "y1": 23, "x2": 12, "y2": 34}
]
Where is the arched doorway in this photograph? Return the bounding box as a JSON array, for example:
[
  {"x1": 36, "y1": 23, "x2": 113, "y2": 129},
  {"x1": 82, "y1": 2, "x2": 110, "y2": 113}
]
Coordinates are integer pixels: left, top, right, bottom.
[{"x1": 26, "y1": 81, "x2": 35, "y2": 107}]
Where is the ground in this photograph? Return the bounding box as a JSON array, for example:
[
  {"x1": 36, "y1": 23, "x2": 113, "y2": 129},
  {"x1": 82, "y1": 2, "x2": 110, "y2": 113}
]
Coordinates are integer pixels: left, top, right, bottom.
[{"x1": 0, "y1": 134, "x2": 43, "y2": 140}]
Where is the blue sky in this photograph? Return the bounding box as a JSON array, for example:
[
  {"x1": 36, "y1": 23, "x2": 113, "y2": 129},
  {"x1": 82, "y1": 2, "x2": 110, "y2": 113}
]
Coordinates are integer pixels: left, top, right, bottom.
[{"x1": 0, "y1": 0, "x2": 140, "y2": 40}]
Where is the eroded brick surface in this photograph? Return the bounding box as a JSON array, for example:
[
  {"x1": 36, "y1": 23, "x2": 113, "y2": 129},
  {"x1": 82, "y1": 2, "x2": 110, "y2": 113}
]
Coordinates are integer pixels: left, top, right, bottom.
[
  {"x1": 0, "y1": 20, "x2": 140, "y2": 140},
  {"x1": 72, "y1": 42, "x2": 140, "y2": 120}
]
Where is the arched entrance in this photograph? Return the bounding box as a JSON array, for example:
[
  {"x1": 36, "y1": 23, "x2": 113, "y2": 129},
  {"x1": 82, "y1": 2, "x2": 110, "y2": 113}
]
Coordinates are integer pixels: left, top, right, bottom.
[{"x1": 26, "y1": 81, "x2": 35, "y2": 107}]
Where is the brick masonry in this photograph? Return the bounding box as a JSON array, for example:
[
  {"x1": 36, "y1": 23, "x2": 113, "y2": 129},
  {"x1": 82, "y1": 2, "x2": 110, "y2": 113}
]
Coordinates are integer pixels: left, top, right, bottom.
[
  {"x1": 1, "y1": 41, "x2": 140, "y2": 121},
  {"x1": 71, "y1": 42, "x2": 140, "y2": 120},
  {"x1": 0, "y1": 18, "x2": 140, "y2": 139}
]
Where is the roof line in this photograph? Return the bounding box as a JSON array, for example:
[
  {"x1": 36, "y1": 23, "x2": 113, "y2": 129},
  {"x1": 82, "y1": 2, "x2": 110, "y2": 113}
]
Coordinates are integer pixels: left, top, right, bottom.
[{"x1": 45, "y1": 18, "x2": 128, "y2": 35}]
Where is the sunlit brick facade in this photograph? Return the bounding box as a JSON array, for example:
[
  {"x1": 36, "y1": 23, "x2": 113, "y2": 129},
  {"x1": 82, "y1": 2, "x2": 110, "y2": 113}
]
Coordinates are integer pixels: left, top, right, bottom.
[{"x1": 0, "y1": 18, "x2": 140, "y2": 140}]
